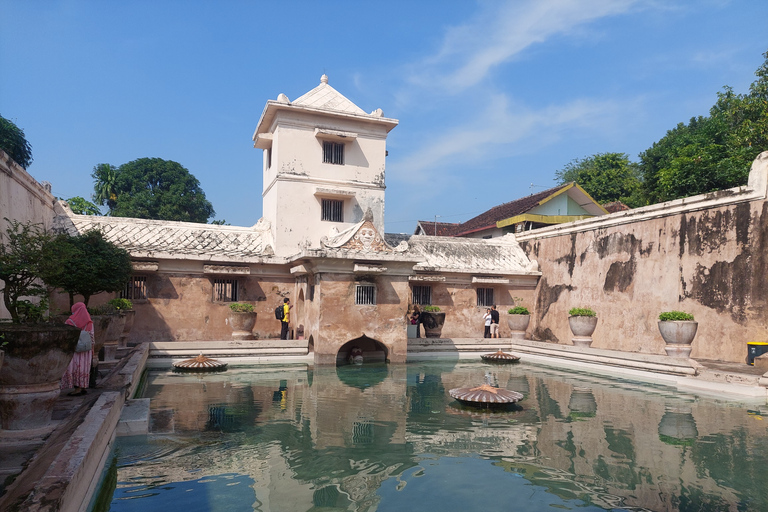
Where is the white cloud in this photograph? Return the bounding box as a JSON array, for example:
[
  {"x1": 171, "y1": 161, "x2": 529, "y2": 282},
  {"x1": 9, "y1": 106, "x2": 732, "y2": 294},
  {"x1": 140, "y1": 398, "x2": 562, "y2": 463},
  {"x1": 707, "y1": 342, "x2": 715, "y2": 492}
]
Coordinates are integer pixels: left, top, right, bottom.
[{"x1": 409, "y1": 0, "x2": 640, "y2": 93}]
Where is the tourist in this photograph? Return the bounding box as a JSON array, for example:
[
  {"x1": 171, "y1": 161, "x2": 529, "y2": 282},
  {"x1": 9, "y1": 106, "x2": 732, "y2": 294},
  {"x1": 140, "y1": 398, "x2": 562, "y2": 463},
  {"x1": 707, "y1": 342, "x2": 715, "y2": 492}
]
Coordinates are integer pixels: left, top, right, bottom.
[
  {"x1": 61, "y1": 302, "x2": 94, "y2": 396},
  {"x1": 280, "y1": 298, "x2": 292, "y2": 340},
  {"x1": 411, "y1": 305, "x2": 421, "y2": 338},
  {"x1": 490, "y1": 305, "x2": 500, "y2": 338},
  {"x1": 483, "y1": 308, "x2": 492, "y2": 338}
]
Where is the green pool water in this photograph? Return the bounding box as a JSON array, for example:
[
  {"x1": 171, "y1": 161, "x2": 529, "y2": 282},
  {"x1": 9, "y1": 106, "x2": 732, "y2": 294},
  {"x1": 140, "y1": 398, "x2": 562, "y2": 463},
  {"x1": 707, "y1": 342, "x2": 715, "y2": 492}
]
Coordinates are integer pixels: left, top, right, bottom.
[{"x1": 93, "y1": 360, "x2": 768, "y2": 511}]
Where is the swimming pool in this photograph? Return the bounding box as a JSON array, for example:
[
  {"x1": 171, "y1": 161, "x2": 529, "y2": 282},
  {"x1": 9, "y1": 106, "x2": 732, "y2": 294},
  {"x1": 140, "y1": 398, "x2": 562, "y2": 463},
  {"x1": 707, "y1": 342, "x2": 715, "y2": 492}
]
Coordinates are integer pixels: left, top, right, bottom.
[{"x1": 93, "y1": 360, "x2": 768, "y2": 511}]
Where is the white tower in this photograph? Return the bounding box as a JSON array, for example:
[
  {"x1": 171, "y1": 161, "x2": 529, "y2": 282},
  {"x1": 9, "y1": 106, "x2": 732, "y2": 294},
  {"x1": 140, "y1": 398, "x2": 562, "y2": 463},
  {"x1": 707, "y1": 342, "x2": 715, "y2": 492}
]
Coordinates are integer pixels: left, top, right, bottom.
[{"x1": 253, "y1": 75, "x2": 398, "y2": 256}]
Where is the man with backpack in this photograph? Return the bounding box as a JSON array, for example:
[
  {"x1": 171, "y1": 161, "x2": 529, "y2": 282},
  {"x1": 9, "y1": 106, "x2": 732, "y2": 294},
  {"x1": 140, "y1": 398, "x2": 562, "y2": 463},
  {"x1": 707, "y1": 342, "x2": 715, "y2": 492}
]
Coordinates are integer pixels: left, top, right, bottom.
[{"x1": 277, "y1": 297, "x2": 292, "y2": 340}]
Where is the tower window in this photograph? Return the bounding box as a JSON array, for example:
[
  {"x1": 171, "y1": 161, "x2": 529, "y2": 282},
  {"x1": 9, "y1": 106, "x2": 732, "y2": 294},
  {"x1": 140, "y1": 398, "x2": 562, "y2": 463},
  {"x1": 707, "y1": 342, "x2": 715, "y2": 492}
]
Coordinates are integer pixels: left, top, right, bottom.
[
  {"x1": 355, "y1": 284, "x2": 376, "y2": 305},
  {"x1": 412, "y1": 285, "x2": 432, "y2": 305},
  {"x1": 321, "y1": 199, "x2": 344, "y2": 222},
  {"x1": 322, "y1": 141, "x2": 344, "y2": 165},
  {"x1": 121, "y1": 276, "x2": 147, "y2": 300},
  {"x1": 213, "y1": 279, "x2": 239, "y2": 302},
  {"x1": 477, "y1": 287, "x2": 494, "y2": 307}
]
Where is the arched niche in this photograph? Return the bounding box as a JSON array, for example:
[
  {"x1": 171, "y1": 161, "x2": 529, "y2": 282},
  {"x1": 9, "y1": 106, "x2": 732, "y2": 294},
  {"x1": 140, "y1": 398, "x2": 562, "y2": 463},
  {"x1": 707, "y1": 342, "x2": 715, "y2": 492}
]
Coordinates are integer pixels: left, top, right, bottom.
[{"x1": 336, "y1": 334, "x2": 389, "y2": 365}]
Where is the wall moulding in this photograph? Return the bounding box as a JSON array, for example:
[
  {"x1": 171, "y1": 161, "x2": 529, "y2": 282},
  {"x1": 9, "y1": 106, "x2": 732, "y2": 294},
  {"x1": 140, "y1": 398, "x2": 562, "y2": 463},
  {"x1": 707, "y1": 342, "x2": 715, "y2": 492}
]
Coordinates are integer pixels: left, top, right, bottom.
[
  {"x1": 203, "y1": 265, "x2": 251, "y2": 275},
  {"x1": 131, "y1": 261, "x2": 159, "y2": 272}
]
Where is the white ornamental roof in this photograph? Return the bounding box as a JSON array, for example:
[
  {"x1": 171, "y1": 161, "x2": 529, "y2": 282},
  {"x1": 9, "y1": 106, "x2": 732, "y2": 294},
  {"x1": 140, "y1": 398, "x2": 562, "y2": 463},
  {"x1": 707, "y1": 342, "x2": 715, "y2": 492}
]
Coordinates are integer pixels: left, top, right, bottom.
[
  {"x1": 54, "y1": 202, "x2": 278, "y2": 263},
  {"x1": 292, "y1": 74, "x2": 367, "y2": 115}
]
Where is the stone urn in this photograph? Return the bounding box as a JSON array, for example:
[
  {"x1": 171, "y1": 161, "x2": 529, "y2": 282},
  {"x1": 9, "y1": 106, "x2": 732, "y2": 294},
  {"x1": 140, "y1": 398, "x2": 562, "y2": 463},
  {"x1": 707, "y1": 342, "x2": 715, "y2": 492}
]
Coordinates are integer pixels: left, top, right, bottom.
[
  {"x1": 229, "y1": 311, "x2": 257, "y2": 340},
  {"x1": 0, "y1": 323, "x2": 80, "y2": 430},
  {"x1": 658, "y1": 321, "x2": 698, "y2": 358},
  {"x1": 506, "y1": 315, "x2": 530, "y2": 340},
  {"x1": 658, "y1": 406, "x2": 698, "y2": 445},
  {"x1": 103, "y1": 312, "x2": 127, "y2": 360},
  {"x1": 90, "y1": 314, "x2": 115, "y2": 358},
  {"x1": 420, "y1": 311, "x2": 446, "y2": 338},
  {"x1": 569, "y1": 315, "x2": 597, "y2": 347}
]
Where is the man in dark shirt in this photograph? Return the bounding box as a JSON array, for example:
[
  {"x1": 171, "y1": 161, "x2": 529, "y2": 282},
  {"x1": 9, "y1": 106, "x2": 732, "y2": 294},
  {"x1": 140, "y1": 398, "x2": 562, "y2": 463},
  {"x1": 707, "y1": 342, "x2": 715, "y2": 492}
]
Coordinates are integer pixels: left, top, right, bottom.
[{"x1": 490, "y1": 304, "x2": 500, "y2": 338}]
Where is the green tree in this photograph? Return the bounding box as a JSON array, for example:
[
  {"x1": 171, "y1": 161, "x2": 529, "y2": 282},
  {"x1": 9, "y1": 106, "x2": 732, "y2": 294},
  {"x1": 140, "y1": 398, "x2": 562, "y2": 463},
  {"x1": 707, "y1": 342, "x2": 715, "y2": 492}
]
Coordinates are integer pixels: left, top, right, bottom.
[
  {"x1": 44, "y1": 230, "x2": 132, "y2": 307},
  {"x1": 0, "y1": 114, "x2": 33, "y2": 169},
  {"x1": 554, "y1": 152, "x2": 643, "y2": 207},
  {"x1": 65, "y1": 196, "x2": 101, "y2": 216},
  {"x1": 105, "y1": 158, "x2": 215, "y2": 222},
  {"x1": 639, "y1": 50, "x2": 768, "y2": 203},
  {"x1": 91, "y1": 163, "x2": 118, "y2": 212}
]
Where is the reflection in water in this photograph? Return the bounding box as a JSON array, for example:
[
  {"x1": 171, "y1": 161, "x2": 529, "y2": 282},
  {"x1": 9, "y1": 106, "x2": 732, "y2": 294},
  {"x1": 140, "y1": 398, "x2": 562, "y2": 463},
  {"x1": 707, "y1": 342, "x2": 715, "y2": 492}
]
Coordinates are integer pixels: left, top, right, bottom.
[{"x1": 104, "y1": 361, "x2": 768, "y2": 511}]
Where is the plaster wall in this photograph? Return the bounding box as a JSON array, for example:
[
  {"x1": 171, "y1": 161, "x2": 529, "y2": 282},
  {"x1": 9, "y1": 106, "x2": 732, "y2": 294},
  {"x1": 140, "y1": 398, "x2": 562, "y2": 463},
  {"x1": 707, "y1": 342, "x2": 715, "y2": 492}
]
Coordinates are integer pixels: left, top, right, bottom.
[
  {"x1": 518, "y1": 151, "x2": 768, "y2": 363},
  {"x1": 261, "y1": 111, "x2": 388, "y2": 256},
  {"x1": 0, "y1": 150, "x2": 57, "y2": 319}
]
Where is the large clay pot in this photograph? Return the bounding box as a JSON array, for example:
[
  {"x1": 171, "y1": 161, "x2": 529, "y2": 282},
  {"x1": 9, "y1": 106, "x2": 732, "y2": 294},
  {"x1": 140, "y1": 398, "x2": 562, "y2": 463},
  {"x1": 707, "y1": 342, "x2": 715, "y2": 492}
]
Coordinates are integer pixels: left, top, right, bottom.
[
  {"x1": 658, "y1": 406, "x2": 698, "y2": 445},
  {"x1": 103, "y1": 313, "x2": 127, "y2": 360},
  {"x1": 658, "y1": 321, "x2": 698, "y2": 358},
  {"x1": 569, "y1": 315, "x2": 597, "y2": 347},
  {"x1": 90, "y1": 314, "x2": 115, "y2": 357},
  {"x1": 0, "y1": 324, "x2": 80, "y2": 430},
  {"x1": 421, "y1": 312, "x2": 446, "y2": 338},
  {"x1": 506, "y1": 314, "x2": 530, "y2": 340},
  {"x1": 229, "y1": 311, "x2": 257, "y2": 340}
]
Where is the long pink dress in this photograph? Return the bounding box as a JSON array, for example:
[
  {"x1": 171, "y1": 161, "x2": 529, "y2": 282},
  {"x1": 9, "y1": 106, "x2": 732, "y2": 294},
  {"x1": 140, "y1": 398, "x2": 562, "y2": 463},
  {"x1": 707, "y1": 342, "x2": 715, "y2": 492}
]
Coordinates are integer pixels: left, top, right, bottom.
[{"x1": 61, "y1": 303, "x2": 94, "y2": 390}]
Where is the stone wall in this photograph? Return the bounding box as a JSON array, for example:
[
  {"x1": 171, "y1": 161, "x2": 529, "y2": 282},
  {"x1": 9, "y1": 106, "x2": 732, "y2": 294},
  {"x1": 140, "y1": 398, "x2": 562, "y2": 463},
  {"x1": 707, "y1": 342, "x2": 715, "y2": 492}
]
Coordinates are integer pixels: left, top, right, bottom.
[
  {"x1": 518, "y1": 151, "x2": 768, "y2": 363},
  {"x1": 0, "y1": 149, "x2": 58, "y2": 320}
]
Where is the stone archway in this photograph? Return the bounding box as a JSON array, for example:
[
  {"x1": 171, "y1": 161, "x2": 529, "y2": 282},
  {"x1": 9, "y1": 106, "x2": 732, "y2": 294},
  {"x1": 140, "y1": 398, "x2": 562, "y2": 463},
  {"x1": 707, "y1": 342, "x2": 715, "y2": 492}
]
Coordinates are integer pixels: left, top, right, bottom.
[{"x1": 336, "y1": 335, "x2": 389, "y2": 365}]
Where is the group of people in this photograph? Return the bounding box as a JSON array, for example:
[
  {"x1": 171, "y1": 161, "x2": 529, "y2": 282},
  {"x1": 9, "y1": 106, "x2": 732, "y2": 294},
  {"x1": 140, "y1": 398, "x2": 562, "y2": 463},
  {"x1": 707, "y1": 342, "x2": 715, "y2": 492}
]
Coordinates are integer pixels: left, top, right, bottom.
[{"x1": 483, "y1": 305, "x2": 500, "y2": 338}]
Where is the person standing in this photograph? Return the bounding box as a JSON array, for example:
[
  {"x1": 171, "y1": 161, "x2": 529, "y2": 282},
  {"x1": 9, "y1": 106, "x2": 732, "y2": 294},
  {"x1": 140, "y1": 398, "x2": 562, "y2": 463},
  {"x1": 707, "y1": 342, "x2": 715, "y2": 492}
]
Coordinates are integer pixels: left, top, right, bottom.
[
  {"x1": 411, "y1": 305, "x2": 421, "y2": 338},
  {"x1": 61, "y1": 302, "x2": 94, "y2": 396},
  {"x1": 490, "y1": 304, "x2": 500, "y2": 338},
  {"x1": 280, "y1": 298, "x2": 292, "y2": 340},
  {"x1": 483, "y1": 308, "x2": 492, "y2": 338}
]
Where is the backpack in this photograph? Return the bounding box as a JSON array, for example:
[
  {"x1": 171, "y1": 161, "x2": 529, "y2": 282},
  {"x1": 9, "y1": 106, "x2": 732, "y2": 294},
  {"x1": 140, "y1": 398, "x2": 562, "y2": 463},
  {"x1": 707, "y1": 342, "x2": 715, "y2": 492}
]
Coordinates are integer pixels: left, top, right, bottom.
[{"x1": 275, "y1": 305, "x2": 284, "y2": 320}]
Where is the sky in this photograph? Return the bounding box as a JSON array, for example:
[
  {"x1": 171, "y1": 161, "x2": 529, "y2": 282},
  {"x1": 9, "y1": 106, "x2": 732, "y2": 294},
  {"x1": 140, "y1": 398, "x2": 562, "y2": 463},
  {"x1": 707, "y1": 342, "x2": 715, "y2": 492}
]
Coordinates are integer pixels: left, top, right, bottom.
[{"x1": 1, "y1": 0, "x2": 767, "y2": 233}]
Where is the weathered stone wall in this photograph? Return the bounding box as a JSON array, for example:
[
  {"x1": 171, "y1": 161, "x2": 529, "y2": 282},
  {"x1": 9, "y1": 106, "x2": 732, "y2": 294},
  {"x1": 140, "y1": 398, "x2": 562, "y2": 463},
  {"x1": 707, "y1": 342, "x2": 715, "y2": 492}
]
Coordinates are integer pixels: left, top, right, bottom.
[
  {"x1": 518, "y1": 151, "x2": 768, "y2": 363},
  {"x1": 0, "y1": 149, "x2": 58, "y2": 320}
]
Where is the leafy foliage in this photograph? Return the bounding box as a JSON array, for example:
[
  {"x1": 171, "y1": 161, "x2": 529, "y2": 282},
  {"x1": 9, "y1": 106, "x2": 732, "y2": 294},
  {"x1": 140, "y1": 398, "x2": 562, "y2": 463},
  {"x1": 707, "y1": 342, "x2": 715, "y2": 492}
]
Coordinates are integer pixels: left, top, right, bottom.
[
  {"x1": 659, "y1": 311, "x2": 695, "y2": 321},
  {"x1": 108, "y1": 298, "x2": 133, "y2": 310},
  {"x1": 229, "y1": 302, "x2": 254, "y2": 313},
  {"x1": 95, "y1": 158, "x2": 215, "y2": 222},
  {"x1": 555, "y1": 153, "x2": 644, "y2": 207},
  {"x1": 0, "y1": 114, "x2": 33, "y2": 169},
  {"x1": 508, "y1": 306, "x2": 530, "y2": 315},
  {"x1": 568, "y1": 307, "x2": 596, "y2": 317},
  {"x1": 43, "y1": 229, "x2": 132, "y2": 307},
  {"x1": 0, "y1": 220, "x2": 59, "y2": 323},
  {"x1": 66, "y1": 196, "x2": 101, "y2": 216},
  {"x1": 423, "y1": 305, "x2": 441, "y2": 312},
  {"x1": 639, "y1": 50, "x2": 768, "y2": 203}
]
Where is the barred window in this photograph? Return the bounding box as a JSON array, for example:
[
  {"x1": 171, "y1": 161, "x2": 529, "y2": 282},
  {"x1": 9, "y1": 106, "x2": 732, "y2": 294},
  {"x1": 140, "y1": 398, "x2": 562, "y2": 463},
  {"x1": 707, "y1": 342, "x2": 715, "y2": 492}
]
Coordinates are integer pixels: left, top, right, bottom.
[
  {"x1": 477, "y1": 287, "x2": 494, "y2": 307},
  {"x1": 355, "y1": 284, "x2": 376, "y2": 305},
  {"x1": 412, "y1": 285, "x2": 432, "y2": 305},
  {"x1": 322, "y1": 141, "x2": 344, "y2": 165},
  {"x1": 321, "y1": 199, "x2": 343, "y2": 222},
  {"x1": 121, "y1": 276, "x2": 147, "y2": 300},
  {"x1": 213, "y1": 279, "x2": 238, "y2": 302}
]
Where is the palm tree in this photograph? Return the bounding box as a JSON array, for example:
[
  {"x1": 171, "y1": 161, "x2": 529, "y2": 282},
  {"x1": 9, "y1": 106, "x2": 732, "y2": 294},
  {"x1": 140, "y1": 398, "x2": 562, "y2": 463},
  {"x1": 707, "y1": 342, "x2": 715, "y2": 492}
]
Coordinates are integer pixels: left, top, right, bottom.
[{"x1": 92, "y1": 163, "x2": 118, "y2": 213}]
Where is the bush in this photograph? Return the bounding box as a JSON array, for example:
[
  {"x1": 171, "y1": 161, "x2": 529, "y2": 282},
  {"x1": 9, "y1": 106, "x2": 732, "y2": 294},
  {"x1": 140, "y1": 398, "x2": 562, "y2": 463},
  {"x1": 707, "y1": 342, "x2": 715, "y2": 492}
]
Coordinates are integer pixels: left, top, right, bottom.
[
  {"x1": 108, "y1": 298, "x2": 133, "y2": 310},
  {"x1": 229, "y1": 302, "x2": 254, "y2": 313},
  {"x1": 423, "y1": 305, "x2": 441, "y2": 313},
  {"x1": 569, "y1": 307, "x2": 596, "y2": 317},
  {"x1": 659, "y1": 311, "x2": 694, "y2": 321},
  {"x1": 508, "y1": 306, "x2": 530, "y2": 315}
]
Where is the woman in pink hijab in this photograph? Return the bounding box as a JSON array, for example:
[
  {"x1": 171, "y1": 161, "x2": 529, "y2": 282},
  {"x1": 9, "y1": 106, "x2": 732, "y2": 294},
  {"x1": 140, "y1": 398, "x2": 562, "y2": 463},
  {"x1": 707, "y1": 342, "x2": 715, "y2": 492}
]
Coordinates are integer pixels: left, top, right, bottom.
[{"x1": 61, "y1": 302, "x2": 94, "y2": 396}]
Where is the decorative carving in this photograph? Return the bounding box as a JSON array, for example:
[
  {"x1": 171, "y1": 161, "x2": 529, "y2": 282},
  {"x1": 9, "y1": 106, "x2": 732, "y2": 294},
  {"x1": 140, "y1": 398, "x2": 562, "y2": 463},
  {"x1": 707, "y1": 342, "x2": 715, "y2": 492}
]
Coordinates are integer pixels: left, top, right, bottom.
[
  {"x1": 342, "y1": 221, "x2": 391, "y2": 252},
  {"x1": 132, "y1": 261, "x2": 159, "y2": 272},
  {"x1": 203, "y1": 265, "x2": 250, "y2": 275}
]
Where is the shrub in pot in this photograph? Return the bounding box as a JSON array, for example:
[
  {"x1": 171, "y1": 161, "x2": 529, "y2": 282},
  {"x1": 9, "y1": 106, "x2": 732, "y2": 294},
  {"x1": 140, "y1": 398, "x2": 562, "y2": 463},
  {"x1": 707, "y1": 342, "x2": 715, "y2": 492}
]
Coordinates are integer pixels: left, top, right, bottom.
[
  {"x1": 420, "y1": 306, "x2": 446, "y2": 339},
  {"x1": 658, "y1": 311, "x2": 697, "y2": 358},
  {"x1": 568, "y1": 307, "x2": 597, "y2": 348},
  {"x1": 229, "y1": 302, "x2": 256, "y2": 340},
  {"x1": 507, "y1": 305, "x2": 530, "y2": 339},
  {"x1": 109, "y1": 298, "x2": 135, "y2": 347}
]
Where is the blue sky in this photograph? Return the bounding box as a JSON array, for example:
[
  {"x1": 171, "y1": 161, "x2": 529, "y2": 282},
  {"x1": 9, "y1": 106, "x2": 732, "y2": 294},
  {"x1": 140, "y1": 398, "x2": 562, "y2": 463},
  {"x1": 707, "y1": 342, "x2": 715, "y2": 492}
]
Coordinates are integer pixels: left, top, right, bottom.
[{"x1": 2, "y1": 1, "x2": 766, "y2": 232}]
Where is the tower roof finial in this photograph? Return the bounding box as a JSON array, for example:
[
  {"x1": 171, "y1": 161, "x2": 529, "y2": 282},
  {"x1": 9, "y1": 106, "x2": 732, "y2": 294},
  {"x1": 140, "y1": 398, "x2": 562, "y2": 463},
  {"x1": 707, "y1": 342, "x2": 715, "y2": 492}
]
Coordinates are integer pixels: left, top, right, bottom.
[{"x1": 320, "y1": 74, "x2": 328, "y2": 84}]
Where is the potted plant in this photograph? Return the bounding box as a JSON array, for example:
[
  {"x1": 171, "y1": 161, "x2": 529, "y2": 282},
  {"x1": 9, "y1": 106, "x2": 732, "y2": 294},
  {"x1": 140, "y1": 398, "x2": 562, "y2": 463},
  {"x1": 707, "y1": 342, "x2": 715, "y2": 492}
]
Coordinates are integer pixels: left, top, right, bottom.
[
  {"x1": 229, "y1": 302, "x2": 256, "y2": 340},
  {"x1": 507, "y1": 300, "x2": 530, "y2": 340},
  {"x1": 109, "y1": 298, "x2": 135, "y2": 348},
  {"x1": 0, "y1": 220, "x2": 80, "y2": 430},
  {"x1": 568, "y1": 307, "x2": 597, "y2": 348},
  {"x1": 658, "y1": 311, "x2": 697, "y2": 358},
  {"x1": 420, "y1": 306, "x2": 445, "y2": 338}
]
